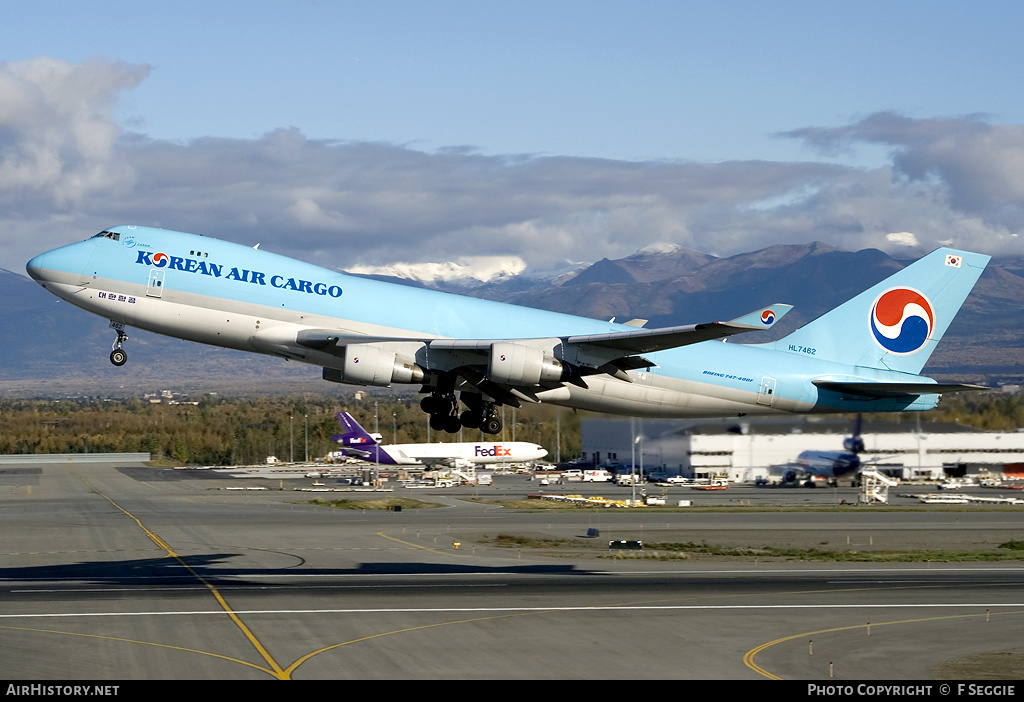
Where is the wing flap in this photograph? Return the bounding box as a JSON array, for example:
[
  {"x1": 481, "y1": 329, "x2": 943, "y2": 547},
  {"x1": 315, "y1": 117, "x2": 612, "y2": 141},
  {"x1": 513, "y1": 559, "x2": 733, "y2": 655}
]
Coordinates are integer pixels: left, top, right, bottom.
[{"x1": 296, "y1": 329, "x2": 433, "y2": 352}]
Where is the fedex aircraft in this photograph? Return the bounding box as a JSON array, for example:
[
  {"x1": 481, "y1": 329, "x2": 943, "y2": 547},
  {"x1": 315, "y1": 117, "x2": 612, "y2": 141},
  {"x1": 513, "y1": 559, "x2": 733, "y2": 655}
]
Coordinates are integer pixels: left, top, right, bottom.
[
  {"x1": 26, "y1": 226, "x2": 988, "y2": 435},
  {"x1": 332, "y1": 411, "x2": 546, "y2": 467}
]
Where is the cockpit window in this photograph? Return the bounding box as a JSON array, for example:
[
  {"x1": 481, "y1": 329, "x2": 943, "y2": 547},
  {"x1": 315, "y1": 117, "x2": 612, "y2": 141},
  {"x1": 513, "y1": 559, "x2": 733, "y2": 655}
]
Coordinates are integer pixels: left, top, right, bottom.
[{"x1": 92, "y1": 230, "x2": 121, "y2": 241}]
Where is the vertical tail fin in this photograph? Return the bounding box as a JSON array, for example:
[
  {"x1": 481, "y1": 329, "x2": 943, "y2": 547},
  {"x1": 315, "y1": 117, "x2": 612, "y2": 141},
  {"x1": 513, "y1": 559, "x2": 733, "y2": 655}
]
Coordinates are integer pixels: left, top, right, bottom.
[
  {"x1": 331, "y1": 412, "x2": 380, "y2": 447},
  {"x1": 331, "y1": 411, "x2": 397, "y2": 464},
  {"x1": 773, "y1": 248, "x2": 989, "y2": 374}
]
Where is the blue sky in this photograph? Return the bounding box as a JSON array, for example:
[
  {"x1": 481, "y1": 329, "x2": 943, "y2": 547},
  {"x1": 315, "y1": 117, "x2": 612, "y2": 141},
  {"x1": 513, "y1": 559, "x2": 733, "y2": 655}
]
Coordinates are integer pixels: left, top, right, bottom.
[
  {"x1": 3, "y1": 1, "x2": 1024, "y2": 274},
  {"x1": 14, "y1": 0, "x2": 1024, "y2": 162}
]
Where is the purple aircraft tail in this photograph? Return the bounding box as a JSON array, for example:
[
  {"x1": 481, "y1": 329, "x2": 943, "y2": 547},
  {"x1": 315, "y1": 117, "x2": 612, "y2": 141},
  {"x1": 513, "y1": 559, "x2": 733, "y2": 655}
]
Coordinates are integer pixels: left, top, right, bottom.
[{"x1": 332, "y1": 412, "x2": 396, "y2": 464}]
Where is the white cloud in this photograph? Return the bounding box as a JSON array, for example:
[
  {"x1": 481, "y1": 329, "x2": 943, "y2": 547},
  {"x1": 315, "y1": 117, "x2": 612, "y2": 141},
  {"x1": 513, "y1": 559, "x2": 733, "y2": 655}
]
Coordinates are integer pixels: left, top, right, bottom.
[
  {"x1": 4, "y1": 60, "x2": 1024, "y2": 276},
  {"x1": 0, "y1": 58, "x2": 147, "y2": 206},
  {"x1": 886, "y1": 232, "x2": 919, "y2": 247}
]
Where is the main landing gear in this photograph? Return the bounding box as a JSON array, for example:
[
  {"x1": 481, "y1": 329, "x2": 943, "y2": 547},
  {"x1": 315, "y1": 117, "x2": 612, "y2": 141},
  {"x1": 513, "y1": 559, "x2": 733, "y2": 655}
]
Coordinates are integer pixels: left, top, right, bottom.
[
  {"x1": 420, "y1": 389, "x2": 503, "y2": 435},
  {"x1": 109, "y1": 322, "x2": 128, "y2": 366}
]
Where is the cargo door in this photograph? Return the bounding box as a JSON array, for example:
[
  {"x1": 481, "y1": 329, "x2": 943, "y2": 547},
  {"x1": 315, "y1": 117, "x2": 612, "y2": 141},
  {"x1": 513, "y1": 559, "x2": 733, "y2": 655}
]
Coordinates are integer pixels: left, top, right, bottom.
[
  {"x1": 756, "y1": 377, "x2": 777, "y2": 406},
  {"x1": 146, "y1": 269, "x2": 166, "y2": 297}
]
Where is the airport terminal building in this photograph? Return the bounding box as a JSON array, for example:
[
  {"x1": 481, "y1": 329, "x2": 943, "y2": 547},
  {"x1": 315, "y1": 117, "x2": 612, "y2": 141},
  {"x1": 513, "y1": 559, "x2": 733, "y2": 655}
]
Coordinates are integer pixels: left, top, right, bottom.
[{"x1": 581, "y1": 415, "x2": 1024, "y2": 483}]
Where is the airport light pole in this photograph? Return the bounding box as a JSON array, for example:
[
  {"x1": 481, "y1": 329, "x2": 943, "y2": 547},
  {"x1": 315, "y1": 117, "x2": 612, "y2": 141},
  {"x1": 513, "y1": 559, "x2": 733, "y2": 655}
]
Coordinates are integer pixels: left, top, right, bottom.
[
  {"x1": 630, "y1": 418, "x2": 636, "y2": 505},
  {"x1": 556, "y1": 415, "x2": 561, "y2": 465},
  {"x1": 633, "y1": 434, "x2": 641, "y2": 506}
]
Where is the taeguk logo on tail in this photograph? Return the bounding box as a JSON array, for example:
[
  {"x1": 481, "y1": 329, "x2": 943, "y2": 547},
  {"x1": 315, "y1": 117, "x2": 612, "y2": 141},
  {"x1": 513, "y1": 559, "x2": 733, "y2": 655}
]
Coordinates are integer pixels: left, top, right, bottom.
[
  {"x1": 760, "y1": 309, "x2": 776, "y2": 325},
  {"x1": 870, "y1": 287, "x2": 934, "y2": 355}
]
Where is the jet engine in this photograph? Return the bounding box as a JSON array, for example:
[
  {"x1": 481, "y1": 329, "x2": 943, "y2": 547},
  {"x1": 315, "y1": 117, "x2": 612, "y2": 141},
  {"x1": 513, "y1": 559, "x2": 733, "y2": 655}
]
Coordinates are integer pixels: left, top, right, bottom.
[
  {"x1": 323, "y1": 345, "x2": 424, "y2": 387},
  {"x1": 488, "y1": 342, "x2": 564, "y2": 385}
]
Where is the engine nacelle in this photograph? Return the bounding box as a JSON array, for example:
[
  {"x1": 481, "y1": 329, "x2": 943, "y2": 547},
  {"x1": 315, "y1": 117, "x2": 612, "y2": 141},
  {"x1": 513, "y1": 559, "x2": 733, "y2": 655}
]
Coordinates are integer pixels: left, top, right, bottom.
[
  {"x1": 843, "y1": 437, "x2": 865, "y2": 453},
  {"x1": 322, "y1": 345, "x2": 424, "y2": 387},
  {"x1": 488, "y1": 342, "x2": 563, "y2": 385}
]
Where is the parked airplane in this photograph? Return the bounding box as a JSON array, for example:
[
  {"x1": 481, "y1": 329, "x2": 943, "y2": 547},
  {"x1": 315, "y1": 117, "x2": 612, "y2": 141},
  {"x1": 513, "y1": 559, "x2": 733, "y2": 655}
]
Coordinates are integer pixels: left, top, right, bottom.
[
  {"x1": 772, "y1": 414, "x2": 874, "y2": 487},
  {"x1": 26, "y1": 226, "x2": 989, "y2": 434},
  {"x1": 332, "y1": 411, "x2": 547, "y2": 467}
]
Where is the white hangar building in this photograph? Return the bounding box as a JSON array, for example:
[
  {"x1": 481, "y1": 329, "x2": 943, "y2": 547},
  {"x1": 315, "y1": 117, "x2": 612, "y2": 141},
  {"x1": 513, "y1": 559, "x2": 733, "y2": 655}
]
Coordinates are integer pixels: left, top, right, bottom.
[{"x1": 581, "y1": 415, "x2": 1024, "y2": 483}]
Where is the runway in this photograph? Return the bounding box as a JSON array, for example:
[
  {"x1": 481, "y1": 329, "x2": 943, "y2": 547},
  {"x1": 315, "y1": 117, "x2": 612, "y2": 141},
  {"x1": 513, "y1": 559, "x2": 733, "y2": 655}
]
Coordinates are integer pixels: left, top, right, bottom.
[{"x1": 1, "y1": 461, "x2": 1022, "y2": 680}]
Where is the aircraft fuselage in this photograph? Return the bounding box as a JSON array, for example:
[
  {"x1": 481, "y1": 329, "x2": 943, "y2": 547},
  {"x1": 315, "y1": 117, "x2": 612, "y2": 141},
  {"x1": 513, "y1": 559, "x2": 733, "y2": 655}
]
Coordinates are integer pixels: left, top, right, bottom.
[{"x1": 26, "y1": 226, "x2": 989, "y2": 423}]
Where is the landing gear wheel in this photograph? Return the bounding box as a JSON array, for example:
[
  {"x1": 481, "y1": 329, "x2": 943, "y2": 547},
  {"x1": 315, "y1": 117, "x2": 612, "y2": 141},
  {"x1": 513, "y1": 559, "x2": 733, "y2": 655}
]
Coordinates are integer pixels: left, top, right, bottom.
[
  {"x1": 482, "y1": 415, "x2": 502, "y2": 435},
  {"x1": 109, "y1": 322, "x2": 129, "y2": 367}
]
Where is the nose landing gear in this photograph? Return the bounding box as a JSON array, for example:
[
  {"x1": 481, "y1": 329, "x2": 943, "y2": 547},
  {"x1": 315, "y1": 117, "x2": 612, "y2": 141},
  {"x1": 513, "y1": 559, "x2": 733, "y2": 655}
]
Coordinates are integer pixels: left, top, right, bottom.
[{"x1": 109, "y1": 321, "x2": 128, "y2": 366}]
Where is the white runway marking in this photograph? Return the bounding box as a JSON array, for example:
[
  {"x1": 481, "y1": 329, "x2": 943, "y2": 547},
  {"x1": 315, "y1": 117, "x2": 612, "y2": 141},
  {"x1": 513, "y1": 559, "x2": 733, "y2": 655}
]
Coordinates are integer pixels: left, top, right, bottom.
[{"x1": 3, "y1": 602, "x2": 1023, "y2": 619}]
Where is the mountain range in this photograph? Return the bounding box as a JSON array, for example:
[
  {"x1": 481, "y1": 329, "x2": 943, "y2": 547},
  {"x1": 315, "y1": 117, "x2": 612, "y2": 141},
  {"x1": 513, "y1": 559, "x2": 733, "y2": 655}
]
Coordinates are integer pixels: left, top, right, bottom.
[{"x1": 3, "y1": 241, "x2": 1022, "y2": 396}]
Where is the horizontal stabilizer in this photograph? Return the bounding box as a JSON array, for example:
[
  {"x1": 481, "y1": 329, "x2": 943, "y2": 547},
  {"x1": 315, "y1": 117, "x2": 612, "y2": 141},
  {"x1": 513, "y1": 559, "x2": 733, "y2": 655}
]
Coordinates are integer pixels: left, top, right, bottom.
[
  {"x1": 338, "y1": 446, "x2": 372, "y2": 459},
  {"x1": 813, "y1": 379, "x2": 988, "y2": 398}
]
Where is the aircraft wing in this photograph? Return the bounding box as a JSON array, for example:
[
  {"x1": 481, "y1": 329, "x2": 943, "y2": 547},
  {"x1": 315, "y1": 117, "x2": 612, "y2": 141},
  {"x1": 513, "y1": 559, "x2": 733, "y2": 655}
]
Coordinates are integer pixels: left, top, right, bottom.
[
  {"x1": 298, "y1": 304, "x2": 792, "y2": 358},
  {"x1": 416, "y1": 457, "x2": 456, "y2": 468},
  {"x1": 296, "y1": 304, "x2": 791, "y2": 401},
  {"x1": 768, "y1": 462, "x2": 808, "y2": 482},
  {"x1": 560, "y1": 304, "x2": 793, "y2": 355}
]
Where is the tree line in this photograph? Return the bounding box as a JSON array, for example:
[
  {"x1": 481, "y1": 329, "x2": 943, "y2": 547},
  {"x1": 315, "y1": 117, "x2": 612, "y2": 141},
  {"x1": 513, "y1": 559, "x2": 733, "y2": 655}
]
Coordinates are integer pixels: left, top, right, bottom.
[
  {"x1": 1, "y1": 389, "x2": 1019, "y2": 466},
  {"x1": 0, "y1": 394, "x2": 583, "y2": 466}
]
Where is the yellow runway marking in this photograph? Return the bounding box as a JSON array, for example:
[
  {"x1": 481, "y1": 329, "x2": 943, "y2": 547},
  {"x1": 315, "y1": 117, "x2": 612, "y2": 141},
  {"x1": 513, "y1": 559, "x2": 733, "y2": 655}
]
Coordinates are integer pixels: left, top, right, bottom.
[
  {"x1": 73, "y1": 467, "x2": 288, "y2": 679},
  {"x1": 375, "y1": 530, "x2": 457, "y2": 554},
  {"x1": 743, "y1": 609, "x2": 1024, "y2": 679},
  {"x1": 283, "y1": 610, "x2": 553, "y2": 678},
  {"x1": 0, "y1": 623, "x2": 277, "y2": 675}
]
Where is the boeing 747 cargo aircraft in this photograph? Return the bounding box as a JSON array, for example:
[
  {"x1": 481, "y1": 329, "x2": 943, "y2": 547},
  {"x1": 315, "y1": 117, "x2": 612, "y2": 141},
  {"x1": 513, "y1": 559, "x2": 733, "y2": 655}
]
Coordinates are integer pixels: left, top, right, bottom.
[{"x1": 26, "y1": 226, "x2": 988, "y2": 435}]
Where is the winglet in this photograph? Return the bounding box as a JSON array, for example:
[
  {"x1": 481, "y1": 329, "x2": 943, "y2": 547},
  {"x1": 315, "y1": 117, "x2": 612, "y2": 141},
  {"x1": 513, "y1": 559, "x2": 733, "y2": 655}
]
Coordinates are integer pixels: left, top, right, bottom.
[{"x1": 723, "y1": 304, "x2": 793, "y2": 331}]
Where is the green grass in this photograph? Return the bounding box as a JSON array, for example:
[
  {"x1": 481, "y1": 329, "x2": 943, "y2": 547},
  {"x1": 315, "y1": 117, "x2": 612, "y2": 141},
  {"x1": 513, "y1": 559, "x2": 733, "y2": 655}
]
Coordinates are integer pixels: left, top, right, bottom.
[
  {"x1": 484, "y1": 534, "x2": 575, "y2": 549},
  {"x1": 305, "y1": 497, "x2": 442, "y2": 510},
  {"x1": 469, "y1": 535, "x2": 1024, "y2": 562},
  {"x1": 608, "y1": 541, "x2": 1024, "y2": 562},
  {"x1": 464, "y1": 497, "x2": 1024, "y2": 513}
]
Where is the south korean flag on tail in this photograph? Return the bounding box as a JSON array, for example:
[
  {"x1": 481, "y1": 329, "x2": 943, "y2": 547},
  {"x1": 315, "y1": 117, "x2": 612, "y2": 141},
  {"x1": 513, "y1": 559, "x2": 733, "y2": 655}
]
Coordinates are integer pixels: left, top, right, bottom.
[{"x1": 945, "y1": 254, "x2": 962, "y2": 268}]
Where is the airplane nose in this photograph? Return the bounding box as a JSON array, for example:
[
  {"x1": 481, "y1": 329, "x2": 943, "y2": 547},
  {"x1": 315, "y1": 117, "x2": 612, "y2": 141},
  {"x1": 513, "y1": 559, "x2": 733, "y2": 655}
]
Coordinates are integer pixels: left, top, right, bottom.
[{"x1": 26, "y1": 252, "x2": 49, "y2": 283}]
